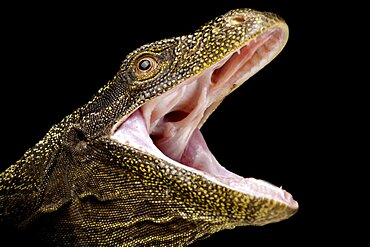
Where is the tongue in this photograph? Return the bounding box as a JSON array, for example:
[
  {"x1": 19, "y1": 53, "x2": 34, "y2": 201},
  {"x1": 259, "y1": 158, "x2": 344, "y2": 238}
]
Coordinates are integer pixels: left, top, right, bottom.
[{"x1": 180, "y1": 128, "x2": 241, "y2": 178}]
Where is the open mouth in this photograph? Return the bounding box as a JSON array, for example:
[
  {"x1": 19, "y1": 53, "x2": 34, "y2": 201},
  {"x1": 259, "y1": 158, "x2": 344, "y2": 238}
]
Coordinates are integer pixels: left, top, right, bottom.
[{"x1": 112, "y1": 27, "x2": 298, "y2": 208}]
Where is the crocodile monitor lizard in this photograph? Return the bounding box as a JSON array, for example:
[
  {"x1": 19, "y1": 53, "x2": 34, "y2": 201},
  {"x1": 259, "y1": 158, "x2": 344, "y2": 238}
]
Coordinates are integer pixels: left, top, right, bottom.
[{"x1": 0, "y1": 8, "x2": 298, "y2": 246}]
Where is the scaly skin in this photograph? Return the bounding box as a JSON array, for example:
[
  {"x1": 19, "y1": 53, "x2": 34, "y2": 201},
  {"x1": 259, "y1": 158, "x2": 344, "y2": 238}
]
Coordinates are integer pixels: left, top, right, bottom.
[{"x1": 0, "y1": 9, "x2": 297, "y2": 246}]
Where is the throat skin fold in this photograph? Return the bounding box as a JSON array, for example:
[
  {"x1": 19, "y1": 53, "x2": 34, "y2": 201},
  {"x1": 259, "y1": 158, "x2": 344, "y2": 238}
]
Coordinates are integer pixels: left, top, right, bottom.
[{"x1": 0, "y1": 8, "x2": 298, "y2": 247}]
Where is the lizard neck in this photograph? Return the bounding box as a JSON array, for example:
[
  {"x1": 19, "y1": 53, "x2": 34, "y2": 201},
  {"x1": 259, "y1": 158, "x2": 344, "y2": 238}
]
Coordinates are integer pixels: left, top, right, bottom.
[{"x1": 0, "y1": 117, "x2": 71, "y2": 227}]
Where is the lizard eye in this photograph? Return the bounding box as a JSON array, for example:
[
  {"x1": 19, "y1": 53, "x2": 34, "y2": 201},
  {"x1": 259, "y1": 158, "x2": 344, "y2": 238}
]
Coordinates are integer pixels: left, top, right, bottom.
[{"x1": 135, "y1": 56, "x2": 159, "y2": 79}]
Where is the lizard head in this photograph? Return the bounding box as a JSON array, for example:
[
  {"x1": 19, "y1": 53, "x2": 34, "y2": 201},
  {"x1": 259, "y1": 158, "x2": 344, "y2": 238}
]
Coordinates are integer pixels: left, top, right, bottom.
[
  {"x1": 88, "y1": 8, "x2": 297, "y2": 243},
  {"x1": 16, "y1": 8, "x2": 298, "y2": 246}
]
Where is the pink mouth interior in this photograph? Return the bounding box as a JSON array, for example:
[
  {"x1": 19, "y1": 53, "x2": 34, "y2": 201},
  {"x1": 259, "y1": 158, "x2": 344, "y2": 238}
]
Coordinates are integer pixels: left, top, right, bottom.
[{"x1": 112, "y1": 27, "x2": 298, "y2": 207}]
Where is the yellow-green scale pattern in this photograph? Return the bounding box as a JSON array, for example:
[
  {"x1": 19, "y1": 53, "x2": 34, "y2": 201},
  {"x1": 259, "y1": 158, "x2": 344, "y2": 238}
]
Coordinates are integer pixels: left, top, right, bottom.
[{"x1": 0, "y1": 8, "x2": 296, "y2": 246}]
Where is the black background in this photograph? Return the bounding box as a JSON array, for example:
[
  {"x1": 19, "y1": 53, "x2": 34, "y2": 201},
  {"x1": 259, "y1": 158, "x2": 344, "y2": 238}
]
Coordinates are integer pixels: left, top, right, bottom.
[{"x1": 0, "y1": 1, "x2": 349, "y2": 246}]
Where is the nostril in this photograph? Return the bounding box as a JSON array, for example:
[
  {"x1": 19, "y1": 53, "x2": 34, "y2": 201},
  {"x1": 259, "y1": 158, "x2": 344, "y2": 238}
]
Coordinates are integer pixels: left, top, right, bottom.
[{"x1": 229, "y1": 15, "x2": 247, "y2": 26}]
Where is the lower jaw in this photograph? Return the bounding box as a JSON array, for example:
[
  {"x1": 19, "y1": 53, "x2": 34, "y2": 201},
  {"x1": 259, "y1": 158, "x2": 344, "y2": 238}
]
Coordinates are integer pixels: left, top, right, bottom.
[{"x1": 112, "y1": 107, "x2": 297, "y2": 208}]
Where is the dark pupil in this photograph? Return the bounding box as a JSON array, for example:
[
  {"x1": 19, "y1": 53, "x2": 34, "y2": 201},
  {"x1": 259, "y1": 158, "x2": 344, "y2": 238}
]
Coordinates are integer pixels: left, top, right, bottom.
[{"x1": 139, "y1": 59, "x2": 151, "y2": 70}]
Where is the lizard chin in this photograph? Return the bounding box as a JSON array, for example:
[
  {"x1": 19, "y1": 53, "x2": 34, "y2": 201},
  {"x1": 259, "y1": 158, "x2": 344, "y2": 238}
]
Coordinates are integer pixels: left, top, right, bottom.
[{"x1": 112, "y1": 26, "x2": 298, "y2": 208}]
